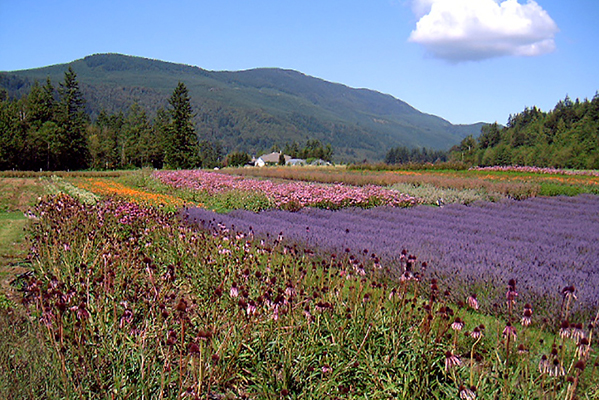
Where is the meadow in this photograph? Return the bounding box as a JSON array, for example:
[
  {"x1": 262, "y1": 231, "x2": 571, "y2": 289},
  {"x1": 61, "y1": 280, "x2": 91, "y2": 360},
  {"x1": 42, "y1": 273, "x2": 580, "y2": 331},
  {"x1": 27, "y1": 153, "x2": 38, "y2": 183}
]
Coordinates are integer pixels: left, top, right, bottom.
[{"x1": 0, "y1": 166, "x2": 598, "y2": 399}]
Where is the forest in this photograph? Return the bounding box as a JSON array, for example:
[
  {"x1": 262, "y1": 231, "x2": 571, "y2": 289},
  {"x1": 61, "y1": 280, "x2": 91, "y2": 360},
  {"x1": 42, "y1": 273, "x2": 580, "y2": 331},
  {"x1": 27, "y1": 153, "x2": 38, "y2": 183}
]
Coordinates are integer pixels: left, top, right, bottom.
[
  {"x1": 451, "y1": 94, "x2": 599, "y2": 169},
  {"x1": 0, "y1": 69, "x2": 334, "y2": 171},
  {"x1": 384, "y1": 145, "x2": 448, "y2": 164}
]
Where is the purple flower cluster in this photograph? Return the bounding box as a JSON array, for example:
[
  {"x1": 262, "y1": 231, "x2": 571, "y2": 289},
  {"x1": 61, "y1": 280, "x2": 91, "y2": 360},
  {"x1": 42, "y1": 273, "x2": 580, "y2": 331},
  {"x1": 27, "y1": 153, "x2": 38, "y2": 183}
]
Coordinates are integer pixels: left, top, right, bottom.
[
  {"x1": 154, "y1": 170, "x2": 418, "y2": 209},
  {"x1": 471, "y1": 165, "x2": 599, "y2": 177},
  {"x1": 184, "y1": 194, "x2": 599, "y2": 316}
]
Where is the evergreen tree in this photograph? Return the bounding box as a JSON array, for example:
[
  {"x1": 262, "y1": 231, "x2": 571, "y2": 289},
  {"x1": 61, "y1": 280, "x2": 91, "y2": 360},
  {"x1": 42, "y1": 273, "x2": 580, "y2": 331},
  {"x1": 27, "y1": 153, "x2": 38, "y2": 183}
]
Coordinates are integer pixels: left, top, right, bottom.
[
  {"x1": 0, "y1": 95, "x2": 27, "y2": 169},
  {"x1": 27, "y1": 79, "x2": 55, "y2": 128},
  {"x1": 26, "y1": 79, "x2": 57, "y2": 170},
  {"x1": 89, "y1": 111, "x2": 123, "y2": 169},
  {"x1": 164, "y1": 82, "x2": 198, "y2": 169},
  {"x1": 55, "y1": 67, "x2": 89, "y2": 170},
  {"x1": 225, "y1": 151, "x2": 251, "y2": 167},
  {"x1": 198, "y1": 140, "x2": 223, "y2": 168}
]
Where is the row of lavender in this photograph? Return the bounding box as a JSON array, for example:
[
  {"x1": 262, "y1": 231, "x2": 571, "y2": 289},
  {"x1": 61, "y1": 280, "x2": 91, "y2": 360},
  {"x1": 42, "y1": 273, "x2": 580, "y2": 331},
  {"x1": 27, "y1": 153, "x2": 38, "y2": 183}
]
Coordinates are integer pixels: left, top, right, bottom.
[{"x1": 184, "y1": 194, "x2": 599, "y2": 318}]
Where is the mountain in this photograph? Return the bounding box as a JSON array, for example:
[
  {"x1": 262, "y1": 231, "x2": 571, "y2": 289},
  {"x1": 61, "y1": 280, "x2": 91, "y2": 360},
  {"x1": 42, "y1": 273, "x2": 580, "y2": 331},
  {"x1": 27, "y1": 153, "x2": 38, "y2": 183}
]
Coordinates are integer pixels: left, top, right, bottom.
[{"x1": 0, "y1": 53, "x2": 485, "y2": 161}]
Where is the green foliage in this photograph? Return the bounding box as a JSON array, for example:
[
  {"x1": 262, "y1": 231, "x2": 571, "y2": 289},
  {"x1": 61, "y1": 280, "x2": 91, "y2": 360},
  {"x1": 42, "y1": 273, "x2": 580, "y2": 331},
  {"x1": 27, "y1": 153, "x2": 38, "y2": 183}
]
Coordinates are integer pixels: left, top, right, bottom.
[
  {"x1": 198, "y1": 140, "x2": 224, "y2": 169},
  {"x1": 0, "y1": 69, "x2": 89, "y2": 171},
  {"x1": 164, "y1": 82, "x2": 199, "y2": 169},
  {"x1": 204, "y1": 189, "x2": 273, "y2": 213},
  {"x1": 385, "y1": 145, "x2": 448, "y2": 165},
  {"x1": 225, "y1": 151, "x2": 251, "y2": 167},
  {"x1": 451, "y1": 94, "x2": 599, "y2": 168},
  {"x1": 55, "y1": 67, "x2": 89, "y2": 170}
]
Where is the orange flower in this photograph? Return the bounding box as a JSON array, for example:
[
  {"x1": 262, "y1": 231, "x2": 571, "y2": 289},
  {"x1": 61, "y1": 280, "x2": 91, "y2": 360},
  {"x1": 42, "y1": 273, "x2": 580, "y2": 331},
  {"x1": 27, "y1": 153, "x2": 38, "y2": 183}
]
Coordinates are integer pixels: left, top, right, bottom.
[{"x1": 73, "y1": 178, "x2": 200, "y2": 209}]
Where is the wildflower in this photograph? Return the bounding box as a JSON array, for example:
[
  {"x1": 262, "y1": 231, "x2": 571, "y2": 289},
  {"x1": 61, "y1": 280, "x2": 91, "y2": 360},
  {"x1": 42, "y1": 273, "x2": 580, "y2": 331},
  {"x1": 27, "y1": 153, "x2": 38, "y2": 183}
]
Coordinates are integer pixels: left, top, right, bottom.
[
  {"x1": 506, "y1": 279, "x2": 518, "y2": 304},
  {"x1": 575, "y1": 338, "x2": 591, "y2": 359},
  {"x1": 321, "y1": 365, "x2": 332, "y2": 374},
  {"x1": 521, "y1": 304, "x2": 533, "y2": 326},
  {"x1": 119, "y1": 308, "x2": 134, "y2": 329},
  {"x1": 562, "y1": 285, "x2": 577, "y2": 301},
  {"x1": 467, "y1": 294, "x2": 479, "y2": 310},
  {"x1": 559, "y1": 320, "x2": 571, "y2": 338},
  {"x1": 197, "y1": 330, "x2": 212, "y2": 341},
  {"x1": 451, "y1": 318, "x2": 465, "y2": 331},
  {"x1": 459, "y1": 385, "x2": 477, "y2": 400},
  {"x1": 187, "y1": 342, "x2": 200, "y2": 355},
  {"x1": 175, "y1": 298, "x2": 188, "y2": 314},
  {"x1": 285, "y1": 283, "x2": 296, "y2": 298},
  {"x1": 444, "y1": 351, "x2": 462, "y2": 371},
  {"x1": 303, "y1": 306, "x2": 312, "y2": 321},
  {"x1": 315, "y1": 301, "x2": 333, "y2": 312},
  {"x1": 470, "y1": 326, "x2": 483, "y2": 340},
  {"x1": 538, "y1": 355, "x2": 550, "y2": 374},
  {"x1": 517, "y1": 344, "x2": 529, "y2": 355},
  {"x1": 400, "y1": 270, "x2": 413, "y2": 282},
  {"x1": 166, "y1": 330, "x2": 177, "y2": 346},
  {"x1": 549, "y1": 358, "x2": 565, "y2": 377},
  {"x1": 75, "y1": 302, "x2": 90, "y2": 320},
  {"x1": 573, "y1": 360, "x2": 585, "y2": 372},
  {"x1": 230, "y1": 283, "x2": 239, "y2": 298},
  {"x1": 246, "y1": 300, "x2": 257, "y2": 316},
  {"x1": 571, "y1": 323, "x2": 585, "y2": 341},
  {"x1": 502, "y1": 322, "x2": 517, "y2": 340}
]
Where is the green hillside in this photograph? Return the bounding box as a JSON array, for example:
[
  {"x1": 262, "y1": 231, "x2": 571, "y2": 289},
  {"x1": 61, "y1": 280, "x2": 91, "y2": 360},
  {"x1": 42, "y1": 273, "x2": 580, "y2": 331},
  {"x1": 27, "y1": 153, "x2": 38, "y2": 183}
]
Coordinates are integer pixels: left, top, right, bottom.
[{"x1": 0, "y1": 53, "x2": 484, "y2": 161}]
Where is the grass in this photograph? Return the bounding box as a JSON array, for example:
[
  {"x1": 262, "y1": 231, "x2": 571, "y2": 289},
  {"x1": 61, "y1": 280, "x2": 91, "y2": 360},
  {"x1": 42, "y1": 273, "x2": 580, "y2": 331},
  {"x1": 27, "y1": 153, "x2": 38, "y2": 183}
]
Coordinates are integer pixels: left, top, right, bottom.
[{"x1": 0, "y1": 178, "x2": 50, "y2": 304}]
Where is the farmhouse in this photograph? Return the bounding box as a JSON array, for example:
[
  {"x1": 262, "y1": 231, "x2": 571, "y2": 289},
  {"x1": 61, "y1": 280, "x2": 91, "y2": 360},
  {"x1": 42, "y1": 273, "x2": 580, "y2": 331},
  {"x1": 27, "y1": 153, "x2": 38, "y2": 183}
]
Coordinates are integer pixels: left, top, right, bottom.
[{"x1": 255, "y1": 152, "x2": 291, "y2": 167}]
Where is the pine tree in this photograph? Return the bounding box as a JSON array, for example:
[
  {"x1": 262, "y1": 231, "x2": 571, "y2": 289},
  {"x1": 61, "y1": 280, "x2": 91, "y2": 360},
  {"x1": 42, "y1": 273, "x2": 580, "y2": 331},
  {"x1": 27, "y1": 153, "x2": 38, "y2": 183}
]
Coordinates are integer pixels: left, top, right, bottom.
[
  {"x1": 56, "y1": 67, "x2": 89, "y2": 170},
  {"x1": 164, "y1": 82, "x2": 198, "y2": 169}
]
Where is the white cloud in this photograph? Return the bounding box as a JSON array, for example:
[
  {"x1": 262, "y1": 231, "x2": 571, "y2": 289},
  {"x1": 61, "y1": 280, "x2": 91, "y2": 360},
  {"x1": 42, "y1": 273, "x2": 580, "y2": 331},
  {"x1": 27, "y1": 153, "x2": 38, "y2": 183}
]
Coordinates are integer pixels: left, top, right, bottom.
[{"x1": 408, "y1": 0, "x2": 559, "y2": 62}]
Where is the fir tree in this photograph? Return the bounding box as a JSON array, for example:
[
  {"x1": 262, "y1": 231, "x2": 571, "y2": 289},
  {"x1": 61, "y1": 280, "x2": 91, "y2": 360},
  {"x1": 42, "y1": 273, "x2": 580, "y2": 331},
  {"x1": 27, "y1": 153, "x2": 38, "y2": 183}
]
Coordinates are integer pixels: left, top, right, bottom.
[
  {"x1": 164, "y1": 82, "x2": 198, "y2": 169},
  {"x1": 56, "y1": 67, "x2": 89, "y2": 170}
]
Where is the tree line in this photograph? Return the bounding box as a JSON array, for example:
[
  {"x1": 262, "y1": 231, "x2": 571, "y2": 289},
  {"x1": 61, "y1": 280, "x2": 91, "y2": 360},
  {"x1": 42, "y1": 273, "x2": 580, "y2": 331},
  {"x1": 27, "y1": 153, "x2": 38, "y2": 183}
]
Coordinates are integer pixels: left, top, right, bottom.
[
  {"x1": 384, "y1": 146, "x2": 448, "y2": 165},
  {"x1": 451, "y1": 94, "x2": 599, "y2": 169},
  {"x1": 0, "y1": 69, "x2": 337, "y2": 171}
]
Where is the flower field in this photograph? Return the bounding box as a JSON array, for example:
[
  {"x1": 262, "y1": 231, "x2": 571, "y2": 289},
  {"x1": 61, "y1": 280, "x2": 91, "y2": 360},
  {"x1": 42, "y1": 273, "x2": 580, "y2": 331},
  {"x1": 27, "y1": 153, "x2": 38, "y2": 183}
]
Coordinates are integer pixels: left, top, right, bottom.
[
  {"x1": 184, "y1": 195, "x2": 599, "y2": 320},
  {"x1": 1, "y1": 169, "x2": 599, "y2": 399},
  {"x1": 222, "y1": 165, "x2": 599, "y2": 203},
  {"x1": 72, "y1": 177, "x2": 197, "y2": 209},
  {"x1": 154, "y1": 170, "x2": 419, "y2": 210}
]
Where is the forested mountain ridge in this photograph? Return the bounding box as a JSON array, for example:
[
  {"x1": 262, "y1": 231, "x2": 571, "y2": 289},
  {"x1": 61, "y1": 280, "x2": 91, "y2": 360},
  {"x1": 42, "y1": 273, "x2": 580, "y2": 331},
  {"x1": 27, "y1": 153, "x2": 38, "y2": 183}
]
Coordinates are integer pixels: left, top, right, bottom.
[{"x1": 0, "y1": 53, "x2": 484, "y2": 161}]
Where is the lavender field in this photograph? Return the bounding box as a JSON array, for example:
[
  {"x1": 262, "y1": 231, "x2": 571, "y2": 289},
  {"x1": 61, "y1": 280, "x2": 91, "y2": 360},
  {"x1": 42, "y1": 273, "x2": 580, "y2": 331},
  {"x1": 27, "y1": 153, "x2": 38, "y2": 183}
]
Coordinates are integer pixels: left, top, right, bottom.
[{"x1": 184, "y1": 194, "x2": 599, "y2": 318}]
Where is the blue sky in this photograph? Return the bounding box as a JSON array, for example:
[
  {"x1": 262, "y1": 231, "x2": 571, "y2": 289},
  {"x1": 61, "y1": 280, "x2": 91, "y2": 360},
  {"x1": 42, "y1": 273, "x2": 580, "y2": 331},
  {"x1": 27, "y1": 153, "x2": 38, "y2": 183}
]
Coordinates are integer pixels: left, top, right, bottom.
[{"x1": 0, "y1": 0, "x2": 598, "y2": 125}]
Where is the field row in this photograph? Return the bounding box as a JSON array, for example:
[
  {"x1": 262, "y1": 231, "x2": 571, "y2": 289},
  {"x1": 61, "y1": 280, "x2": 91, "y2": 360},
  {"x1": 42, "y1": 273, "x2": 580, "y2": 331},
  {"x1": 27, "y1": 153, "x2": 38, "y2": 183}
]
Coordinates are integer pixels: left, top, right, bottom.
[{"x1": 184, "y1": 194, "x2": 599, "y2": 319}]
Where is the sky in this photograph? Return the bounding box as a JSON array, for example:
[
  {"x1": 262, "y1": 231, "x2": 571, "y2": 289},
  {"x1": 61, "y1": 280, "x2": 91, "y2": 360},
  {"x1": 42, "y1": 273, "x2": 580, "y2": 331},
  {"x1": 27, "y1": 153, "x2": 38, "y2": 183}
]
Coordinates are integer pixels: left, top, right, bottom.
[{"x1": 0, "y1": 0, "x2": 598, "y2": 125}]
